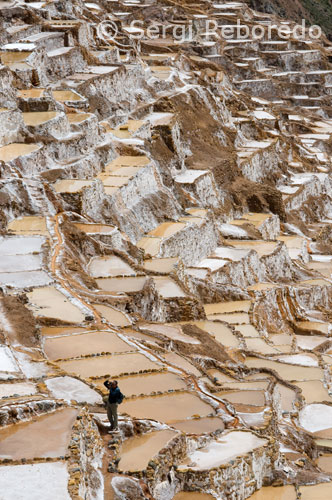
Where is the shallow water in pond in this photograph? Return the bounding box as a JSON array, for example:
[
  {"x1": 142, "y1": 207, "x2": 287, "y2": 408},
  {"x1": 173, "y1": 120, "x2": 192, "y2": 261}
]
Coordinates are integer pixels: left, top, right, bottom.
[
  {"x1": 27, "y1": 286, "x2": 85, "y2": 323},
  {"x1": 143, "y1": 257, "x2": 178, "y2": 273},
  {"x1": 118, "y1": 429, "x2": 177, "y2": 472},
  {"x1": 147, "y1": 222, "x2": 186, "y2": 239},
  {"x1": 173, "y1": 493, "x2": 215, "y2": 500},
  {"x1": 185, "y1": 321, "x2": 239, "y2": 348},
  {"x1": 7, "y1": 216, "x2": 47, "y2": 235},
  {"x1": 74, "y1": 223, "x2": 115, "y2": 234},
  {"x1": 0, "y1": 408, "x2": 78, "y2": 460},
  {"x1": 316, "y1": 454, "x2": 332, "y2": 473},
  {"x1": 121, "y1": 392, "x2": 213, "y2": 423},
  {"x1": 204, "y1": 301, "x2": 251, "y2": 315},
  {"x1": 299, "y1": 483, "x2": 332, "y2": 500},
  {"x1": 235, "y1": 324, "x2": 260, "y2": 337},
  {"x1": 215, "y1": 390, "x2": 266, "y2": 406},
  {"x1": 171, "y1": 417, "x2": 224, "y2": 434},
  {"x1": 207, "y1": 313, "x2": 250, "y2": 324},
  {"x1": 52, "y1": 90, "x2": 83, "y2": 101},
  {"x1": 54, "y1": 179, "x2": 92, "y2": 193},
  {"x1": 297, "y1": 380, "x2": 332, "y2": 404},
  {"x1": 59, "y1": 352, "x2": 159, "y2": 378},
  {"x1": 96, "y1": 277, "x2": 147, "y2": 293},
  {"x1": 93, "y1": 304, "x2": 131, "y2": 327},
  {"x1": 95, "y1": 371, "x2": 187, "y2": 396},
  {"x1": 153, "y1": 277, "x2": 186, "y2": 298},
  {"x1": 0, "y1": 143, "x2": 40, "y2": 162},
  {"x1": 44, "y1": 331, "x2": 131, "y2": 360},
  {"x1": 89, "y1": 256, "x2": 135, "y2": 277},
  {"x1": 140, "y1": 323, "x2": 200, "y2": 344},
  {"x1": 275, "y1": 384, "x2": 296, "y2": 412},
  {"x1": 248, "y1": 485, "x2": 296, "y2": 499},
  {"x1": 41, "y1": 326, "x2": 91, "y2": 337},
  {"x1": 245, "y1": 358, "x2": 323, "y2": 381},
  {"x1": 162, "y1": 352, "x2": 201, "y2": 377},
  {"x1": 23, "y1": 111, "x2": 58, "y2": 126}
]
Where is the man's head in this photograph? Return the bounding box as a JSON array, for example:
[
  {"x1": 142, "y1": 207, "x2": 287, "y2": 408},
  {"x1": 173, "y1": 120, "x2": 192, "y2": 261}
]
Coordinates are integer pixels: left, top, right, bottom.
[{"x1": 111, "y1": 380, "x2": 118, "y2": 388}]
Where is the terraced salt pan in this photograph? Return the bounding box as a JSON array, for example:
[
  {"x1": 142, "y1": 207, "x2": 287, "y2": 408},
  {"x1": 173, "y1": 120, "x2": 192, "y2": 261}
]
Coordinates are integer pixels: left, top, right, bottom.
[
  {"x1": 96, "y1": 371, "x2": 187, "y2": 396},
  {"x1": 118, "y1": 429, "x2": 177, "y2": 472},
  {"x1": 143, "y1": 257, "x2": 178, "y2": 273},
  {"x1": 173, "y1": 493, "x2": 215, "y2": 500},
  {"x1": 297, "y1": 381, "x2": 332, "y2": 404},
  {"x1": 162, "y1": 352, "x2": 201, "y2": 377},
  {"x1": 248, "y1": 486, "x2": 296, "y2": 499},
  {"x1": 227, "y1": 240, "x2": 278, "y2": 257},
  {"x1": 96, "y1": 277, "x2": 147, "y2": 293},
  {"x1": 276, "y1": 354, "x2": 318, "y2": 367},
  {"x1": 296, "y1": 335, "x2": 327, "y2": 350},
  {"x1": 276, "y1": 384, "x2": 297, "y2": 413},
  {"x1": 0, "y1": 236, "x2": 44, "y2": 255},
  {"x1": 89, "y1": 256, "x2": 135, "y2": 277},
  {"x1": 0, "y1": 462, "x2": 70, "y2": 500},
  {"x1": 58, "y1": 352, "x2": 159, "y2": 379},
  {"x1": 44, "y1": 330, "x2": 131, "y2": 360},
  {"x1": 245, "y1": 358, "x2": 323, "y2": 381},
  {"x1": 204, "y1": 301, "x2": 251, "y2": 315},
  {"x1": 0, "y1": 382, "x2": 36, "y2": 399},
  {"x1": 185, "y1": 321, "x2": 239, "y2": 348},
  {"x1": 7, "y1": 217, "x2": 48, "y2": 236},
  {"x1": 0, "y1": 270, "x2": 52, "y2": 288},
  {"x1": 296, "y1": 321, "x2": 329, "y2": 335},
  {"x1": 245, "y1": 338, "x2": 281, "y2": 355},
  {"x1": 23, "y1": 111, "x2": 58, "y2": 126},
  {"x1": 316, "y1": 454, "x2": 332, "y2": 473},
  {"x1": 45, "y1": 376, "x2": 102, "y2": 404},
  {"x1": 209, "y1": 312, "x2": 250, "y2": 324},
  {"x1": 74, "y1": 223, "x2": 115, "y2": 234},
  {"x1": 139, "y1": 323, "x2": 200, "y2": 344},
  {"x1": 179, "y1": 431, "x2": 268, "y2": 470},
  {"x1": 0, "y1": 346, "x2": 20, "y2": 375},
  {"x1": 121, "y1": 392, "x2": 213, "y2": 423},
  {"x1": 299, "y1": 483, "x2": 332, "y2": 500},
  {"x1": 0, "y1": 408, "x2": 78, "y2": 460},
  {"x1": 53, "y1": 179, "x2": 93, "y2": 194},
  {"x1": 52, "y1": 90, "x2": 83, "y2": 102},
  {"x1": 0, "y1": 143, "x2": 41, "y2": 162},
  {"x1": 235, "y1": 324, "x2": 261, "y2": 337},
  {"x1": 299, "y1": 404, "x2": 332, "y2": 433},
  {"x1": 41, "y1": 326, "x2": 90, "y2": 337},
  {"x1": 153, "y1": 277, "x2": 186, "y2": 298},
  {"x1": 216, "y1": 390, "x2": 266, "y2": 407},
  {"x1": 27, "y1": 286, "x2": 85, "y2": 323},
  {"x1": 172, "y1": 417, "x2": 224, "y2": 434},
  {"x1": 93, "y1": 304, "x2": 131, "y2": 326},
  {"x1": 0, "y1": 254, "x2": 42, "y2": 272},
  {"x1": 18, "y1": 88, "x2": 45, "y2": 99}
]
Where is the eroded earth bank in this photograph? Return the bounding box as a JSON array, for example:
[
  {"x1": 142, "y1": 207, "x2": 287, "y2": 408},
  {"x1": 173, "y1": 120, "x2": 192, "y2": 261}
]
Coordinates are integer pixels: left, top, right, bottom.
[{"x1": 1, "y1": 0, "x2": 332, "y2": 499}]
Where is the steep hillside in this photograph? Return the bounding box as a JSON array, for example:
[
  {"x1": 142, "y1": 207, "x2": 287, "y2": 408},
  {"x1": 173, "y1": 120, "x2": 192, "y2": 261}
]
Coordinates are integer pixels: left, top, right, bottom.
[{"x1": 246, "y1": 0, "x2": 332, "y2": 39}]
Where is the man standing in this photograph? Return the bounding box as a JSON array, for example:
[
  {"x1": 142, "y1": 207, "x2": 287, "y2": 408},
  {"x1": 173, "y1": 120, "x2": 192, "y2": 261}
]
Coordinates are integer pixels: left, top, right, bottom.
[{"x1": 104, "y1": 379, "x2": 123, "y2": 432}]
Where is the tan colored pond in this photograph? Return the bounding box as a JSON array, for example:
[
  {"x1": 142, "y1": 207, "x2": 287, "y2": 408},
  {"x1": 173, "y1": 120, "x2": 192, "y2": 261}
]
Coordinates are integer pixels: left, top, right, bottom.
[
  {"x1": 52, "y1": 90, "x2": 83, "y2": 102},
  {"x1": 215, "y1": 390, "x2": 266, "y2": 407},
  {"x1": 74, "y1": 223, "x2": 115, "y2": 234},
  {"x1": 185, "y1": 321, "x2": 239, "y2": 348},
  {"x1": 18, "y1": 88, "x2": 45, "y2": 99},
  {"x1": 96, "y1": 277, "x2": 147, "y2": 293},
  {"x1": 173, "y1": 492, "x2": 215, "y2": 500},
  {"x1": 206, "y1": 369, "x2": 238, "y2": 384},
  {"x1": 316, "y1": 454, "x2": 332, "y2": 473},
  {"x1": 93, "y1": 304, "x2": 131, "y2": 327},
  {"x1": 59, "y1": 352, "x2": 159, "y2": 378},
  {"x1": 23, "y1": 111, "x2": 58, "y2": 126},
  {"x1": 94, "y1": 371, "x2": 187, "y2": 396},
  {"x1": 143, "y1": 257, "x2": 178, "y2": 273},
  {"x1": 248, "y1": 283, "x2": 279, "y2": 292},
  {"x1": 0, "y1": 143, "x2": 40, "y2": 162},
  {"x1": 245, "y1": 338, "x2": 280, "y2": 355},
  {"x1": 296, "y1": 321, "x2": 329, "y2": 335},
  {"x1": 208, "y1": 313, "x2": 250, "y2": 324},
  {"x1": 0, "y1": 408, "x2": 78, "y2": 460},
  {"x1": 88, "y1": 255, "x2": 135, "y2": 277},
  {"x1": 153, "y1": 277, "x2": 186, "y2": 298},
  {"x1": 67, "y1": 113, "x2": 92, "y2": 123},
  {"x1": 297, "y1": 381, "x2": 332, "y2": 404},
  {"x1": 147, "y1": 222, "x2": 186, "y2": 239},
  {"x1": 236, "y1": 325, "x2": 261, "y2": 337},
  {"x1": 162, "y1": 352, "x2": 201, "y2": 377},
  {"x1": 139, "y1": 323, "x2": 200, "y2": 344},
  {"x1": 222, "y1": 380, "x2": 269, "y2": 390},
  {"x1": 27, "y1": 286, "x2": 85, "y2": 323},
  {"x1": 228, "y1": 240, "x2": 278, "y2": 257},
  {"x1": 106, "y1": 155, "x2": 150, "y2": 170},
  {"x1": 121, "y1": 392, "x2": 214, "y2": 423},
  {"x1": 296, "y1": 335, "x2": 327, "y2": 350},
  {"x1": 248, "y1": 485, "x2": 296, "y2": 499},
  {"x1": 245, "y1": 358, "x2": 323, "y2": 381},
  {"x1": 118, "y1": 429, "x2": 177, "y2": 472},
  {"x1": 7, "y1": 216, "x2": 47, "y2": 236},
  {"x1": 275, "y1": 384, "x2": 297, "y2": 413},
  {"x1": 41, "y1": 326, "x2": 90, "y2": 337},
  {"x1": 1, "y1": 51, "x2": 31, "y2": 64},
  {"x1": 137, "y1": 237, "x2": 161, "y2": 256},
  {"x1": 44, "y1": 331, "x2": 131, "y2": 360},
  {"x1": 204, "y1": 301, "x2": 251, "y2": 315},
  {"x1": 299, "y1": 483, "x2": 332, "y2": 500},
  {"x1": 54, "y1": 179, "x2": 92, "y2": 194},
  {"x1": 172, "y1": 417, "x2": 224, "y2": 434}
]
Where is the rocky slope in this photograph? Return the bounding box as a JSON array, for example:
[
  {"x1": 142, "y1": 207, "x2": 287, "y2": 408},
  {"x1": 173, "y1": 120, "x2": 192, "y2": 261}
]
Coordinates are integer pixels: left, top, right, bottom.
[{"x1": 1, "y1": 0, "x2": 332, "y2": 499}]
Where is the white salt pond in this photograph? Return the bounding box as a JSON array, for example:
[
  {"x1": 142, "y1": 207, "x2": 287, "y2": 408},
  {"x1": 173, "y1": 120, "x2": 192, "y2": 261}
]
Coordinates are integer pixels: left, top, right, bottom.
[
  {"x1": 178, "y1": 431, "x2": 267, "y2": 470},
  {"x1": 184, "y1": 321, "x2": 239, "y2": 348},
  {"x1": 299, "y1": 404, "x2": 332, "y2": 433},
  {"x1": 0, "y1": 346, "x2": 20, "y2": 376},
  {"x1": 0, "y1": 236, "x2": 44, "y2": 255},
  {"x1": 0, "y1": 382, "x2": 36, "y2": 399},
  {"x1": 139, "y1": 323, "x2": 200, "y2": 344},
  {"x1": 45, "y1": 376, "x2": 102, "y2": 404},
  {"x1": 89, "y1": 256, "x2": 135, "y2": 277},
  {"x1": 0, "y1": 462, "x2": 71, "y2": 500}
]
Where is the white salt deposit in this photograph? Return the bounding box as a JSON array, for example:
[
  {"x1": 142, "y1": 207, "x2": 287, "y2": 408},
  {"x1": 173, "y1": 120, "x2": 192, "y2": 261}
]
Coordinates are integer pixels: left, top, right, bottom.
[
  {"x1": 46, "y1": 376, "x2": 103, "y2": 404},
  {"x1": 299, "y1": 404, "x2": 332, "y2": 433}
]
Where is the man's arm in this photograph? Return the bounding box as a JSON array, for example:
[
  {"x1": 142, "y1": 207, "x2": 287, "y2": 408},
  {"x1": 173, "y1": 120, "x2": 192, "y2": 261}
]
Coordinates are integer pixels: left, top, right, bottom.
[{"x1": 104, "y1": 380, "x2": 110, "y2": 389}]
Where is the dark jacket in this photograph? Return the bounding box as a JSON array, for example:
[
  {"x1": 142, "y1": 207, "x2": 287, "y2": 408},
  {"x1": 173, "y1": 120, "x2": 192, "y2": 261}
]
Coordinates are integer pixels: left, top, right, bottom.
[{"x1": 104, "y1": 381, "x2": 122, "y2": 404}]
